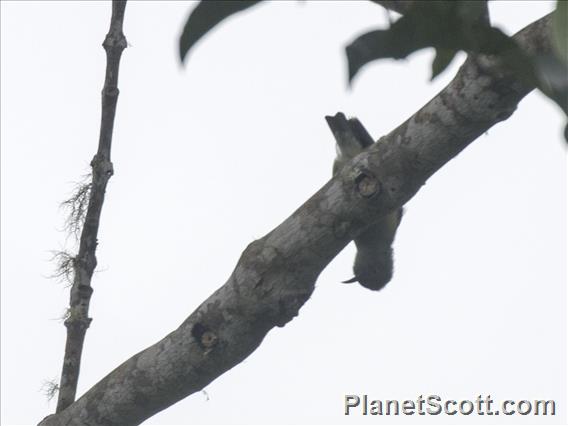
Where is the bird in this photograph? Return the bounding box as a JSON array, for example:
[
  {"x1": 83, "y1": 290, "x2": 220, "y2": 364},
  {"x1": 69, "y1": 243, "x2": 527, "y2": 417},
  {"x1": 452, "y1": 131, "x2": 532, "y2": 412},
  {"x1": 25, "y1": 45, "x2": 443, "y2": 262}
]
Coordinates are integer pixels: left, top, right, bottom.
[{"x1": 326, "y1": 112, "x2": 403, "y2": 291}]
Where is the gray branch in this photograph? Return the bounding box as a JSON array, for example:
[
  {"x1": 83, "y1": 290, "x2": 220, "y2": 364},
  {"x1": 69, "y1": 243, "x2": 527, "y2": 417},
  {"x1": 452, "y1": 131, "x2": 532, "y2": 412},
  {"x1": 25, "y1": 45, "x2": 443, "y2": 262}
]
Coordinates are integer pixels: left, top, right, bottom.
[
  {"x1": 54, "y1": 0, "x2": 127, "y2": 414},
  {"x1": 39, "y1": 13, "x2": 552, "y2": 426}
]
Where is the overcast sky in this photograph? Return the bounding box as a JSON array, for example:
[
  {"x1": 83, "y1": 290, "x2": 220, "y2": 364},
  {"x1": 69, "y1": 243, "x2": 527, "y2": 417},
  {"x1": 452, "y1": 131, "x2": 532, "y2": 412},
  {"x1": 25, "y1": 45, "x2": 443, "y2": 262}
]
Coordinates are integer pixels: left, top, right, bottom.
[{"x1": 1, "y1": 1, "x2": 566, "y2": 425}]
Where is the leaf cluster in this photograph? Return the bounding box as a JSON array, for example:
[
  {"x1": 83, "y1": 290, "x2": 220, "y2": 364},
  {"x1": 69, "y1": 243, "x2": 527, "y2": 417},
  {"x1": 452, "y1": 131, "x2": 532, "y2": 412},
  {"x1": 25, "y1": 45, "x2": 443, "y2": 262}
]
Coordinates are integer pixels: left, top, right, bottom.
[{"x1": 179, "y1": 0, "x2": 566, "y2": 135}]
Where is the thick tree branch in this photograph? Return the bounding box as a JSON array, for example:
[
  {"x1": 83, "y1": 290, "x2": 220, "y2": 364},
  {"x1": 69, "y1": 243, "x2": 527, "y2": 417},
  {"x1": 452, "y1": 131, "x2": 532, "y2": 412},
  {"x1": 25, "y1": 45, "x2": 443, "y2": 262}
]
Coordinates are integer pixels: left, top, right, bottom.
[
  {"x1": 55, "y1": 0, "x2": 127, "y2": 413},
  {"x1": 39, "y1": 13, "x2": 552, "y2": 426}
]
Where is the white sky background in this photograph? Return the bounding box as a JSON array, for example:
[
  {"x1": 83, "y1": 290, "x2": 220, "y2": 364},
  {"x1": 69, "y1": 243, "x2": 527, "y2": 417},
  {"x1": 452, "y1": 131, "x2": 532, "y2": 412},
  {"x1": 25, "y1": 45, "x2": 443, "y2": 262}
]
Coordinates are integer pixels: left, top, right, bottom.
[{"x1": 1, "y1": 1, "x2": 566, "y2": 425}]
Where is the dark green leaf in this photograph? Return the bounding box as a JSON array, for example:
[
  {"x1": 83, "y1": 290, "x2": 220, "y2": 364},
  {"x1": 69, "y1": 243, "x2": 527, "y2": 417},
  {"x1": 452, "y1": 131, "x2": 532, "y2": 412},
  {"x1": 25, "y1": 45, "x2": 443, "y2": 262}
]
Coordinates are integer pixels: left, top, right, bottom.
[
  {"x1": 179, "y1": 0, "x2": 263, "y2": 63},
  {"x1": 455, "y1": 1, "x2": 488, "y2": 25},
  {"x1": 551, "y1": 1, "x2": 568, "y2": 141},
  {"x1": 552, "y1": 0, "x2": 567, "y2": 64},
  {"x1": 534, "y1": 54, "x2": 568, "y2": 115},
  {"x1": 431, "y1": 48, "x2": 458, "y2": 80},
  {"x1": 346, "y1": 0, "x2": 517, "y2": 83}
]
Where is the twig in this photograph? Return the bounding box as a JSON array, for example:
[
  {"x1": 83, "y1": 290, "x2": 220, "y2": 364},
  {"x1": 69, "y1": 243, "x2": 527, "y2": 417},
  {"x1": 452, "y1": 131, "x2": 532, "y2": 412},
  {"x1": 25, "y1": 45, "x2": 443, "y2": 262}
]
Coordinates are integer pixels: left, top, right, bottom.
[{"x1": 55, "y1": 0, "x2": 127, "y2": 413}]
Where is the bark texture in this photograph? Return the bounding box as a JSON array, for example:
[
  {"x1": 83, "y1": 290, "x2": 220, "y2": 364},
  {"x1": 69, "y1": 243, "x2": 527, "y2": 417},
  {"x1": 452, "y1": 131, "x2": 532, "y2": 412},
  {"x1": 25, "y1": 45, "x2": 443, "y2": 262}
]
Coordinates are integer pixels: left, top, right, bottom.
[{"x1": 40, "y1": 13, "x2": 552, "y2": 426}]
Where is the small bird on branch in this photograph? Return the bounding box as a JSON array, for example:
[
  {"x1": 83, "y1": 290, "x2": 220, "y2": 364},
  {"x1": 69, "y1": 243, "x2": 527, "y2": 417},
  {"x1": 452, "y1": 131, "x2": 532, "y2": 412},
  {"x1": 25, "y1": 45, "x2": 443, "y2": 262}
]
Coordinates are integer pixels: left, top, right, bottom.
[{"x1": 326, "y1": 112, "x2": 403, "y2": 291}]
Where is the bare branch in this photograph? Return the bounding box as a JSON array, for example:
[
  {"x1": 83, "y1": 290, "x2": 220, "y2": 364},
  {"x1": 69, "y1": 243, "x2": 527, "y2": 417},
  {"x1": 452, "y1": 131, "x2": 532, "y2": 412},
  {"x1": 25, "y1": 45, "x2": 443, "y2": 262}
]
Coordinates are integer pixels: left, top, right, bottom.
[
  {"x1": 38, "y1": 13, "x2": 552, "y2": 426},
  {"x1": 54, "y1": 0, "x2": 127, "y2": 414}
]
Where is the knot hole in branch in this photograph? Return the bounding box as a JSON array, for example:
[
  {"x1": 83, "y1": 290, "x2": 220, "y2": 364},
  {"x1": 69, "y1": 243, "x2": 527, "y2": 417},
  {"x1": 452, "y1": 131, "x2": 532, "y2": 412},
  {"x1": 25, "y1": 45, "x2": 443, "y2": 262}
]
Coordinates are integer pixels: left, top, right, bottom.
[
  {"x1": 191, "y1": 322, "x2": 218, "y2": 350},
  {"x1": 354, "y1": 171, "x2": 380, "y2": 198}
]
